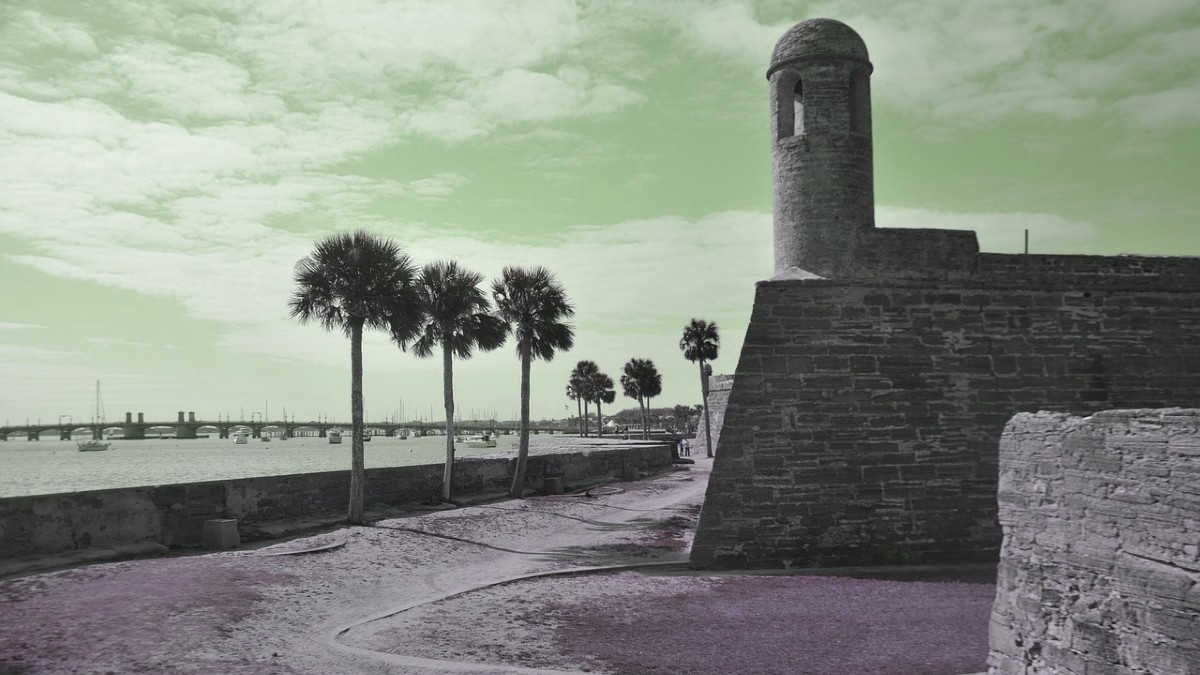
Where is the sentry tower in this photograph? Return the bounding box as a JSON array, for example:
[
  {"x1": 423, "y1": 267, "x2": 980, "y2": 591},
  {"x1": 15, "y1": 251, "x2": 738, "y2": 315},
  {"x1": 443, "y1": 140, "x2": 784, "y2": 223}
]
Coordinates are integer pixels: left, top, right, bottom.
[{"x1": 768, "y1": 18, "x2": 875, "y2": 278}]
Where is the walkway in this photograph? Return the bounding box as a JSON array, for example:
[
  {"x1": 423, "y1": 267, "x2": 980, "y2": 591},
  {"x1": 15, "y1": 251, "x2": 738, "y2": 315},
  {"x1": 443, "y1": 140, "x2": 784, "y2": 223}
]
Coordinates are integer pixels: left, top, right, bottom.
[{"x1": 0, "y1": 458, "x2": 994, "y2": 674}]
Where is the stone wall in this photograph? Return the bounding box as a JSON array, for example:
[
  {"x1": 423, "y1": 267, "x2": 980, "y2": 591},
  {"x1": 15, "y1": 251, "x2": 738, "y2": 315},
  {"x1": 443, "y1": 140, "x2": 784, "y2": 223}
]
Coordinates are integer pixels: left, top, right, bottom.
[
  {"x1": 693, "y1": 374, "x2": 734, "y2": 456},
  {"x1": 988, "y1": 410, "x2": 1200, "y2": 675},
  {"x1": 691, "y1": 256, "x2": 1200, "y2": 569},
  {"x1": 0, "y1": 443, "x2": 671, "y2": 559}
]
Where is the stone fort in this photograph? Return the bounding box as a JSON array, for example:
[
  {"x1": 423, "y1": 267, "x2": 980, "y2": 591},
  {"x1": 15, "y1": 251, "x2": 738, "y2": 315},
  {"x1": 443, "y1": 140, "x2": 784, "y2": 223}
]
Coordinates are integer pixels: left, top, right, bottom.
[{"x1": 690, "y1": 18, "x2": 1200, "y2": 570}]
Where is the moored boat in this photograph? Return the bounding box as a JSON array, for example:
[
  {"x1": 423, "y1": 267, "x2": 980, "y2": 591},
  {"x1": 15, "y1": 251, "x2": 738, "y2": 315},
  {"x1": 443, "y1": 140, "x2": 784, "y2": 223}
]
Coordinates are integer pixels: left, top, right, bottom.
[
  {"x1": 78, "y1": 380, "x2": 112, "y2": 452},
  {"x1": 456, "y1": 433, "x2": 497, "y2": 448}
]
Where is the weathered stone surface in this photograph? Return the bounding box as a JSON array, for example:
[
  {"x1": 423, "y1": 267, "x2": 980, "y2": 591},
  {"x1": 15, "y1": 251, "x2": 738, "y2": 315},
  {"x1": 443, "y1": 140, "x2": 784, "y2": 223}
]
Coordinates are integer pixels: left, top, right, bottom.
[
  {"x1": 988, "y1": 410, "x2": 1200, "y2": 675},
  {"x1": 693, "y1": 374, "x2": 733, "y2": 456},
  {"x1": 691, "y1": 274, "x2": 1200, "y2": 570}
]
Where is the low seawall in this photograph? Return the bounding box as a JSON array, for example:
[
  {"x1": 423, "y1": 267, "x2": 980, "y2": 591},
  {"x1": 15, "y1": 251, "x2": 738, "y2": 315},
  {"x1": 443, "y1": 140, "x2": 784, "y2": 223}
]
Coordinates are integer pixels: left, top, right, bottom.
[{"x1": 0, "y1": 442, "x2": 671, "y2": 559}]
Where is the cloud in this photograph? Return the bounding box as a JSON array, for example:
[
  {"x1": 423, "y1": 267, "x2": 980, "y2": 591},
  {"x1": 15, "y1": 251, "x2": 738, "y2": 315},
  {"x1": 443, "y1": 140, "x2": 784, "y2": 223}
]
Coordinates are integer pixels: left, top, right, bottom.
[
  {"x1": 876, "y1": 206, "x2": 1095, "y2": 253},
  {"x1": 680, "y1": 0, "x2": 1200, "y2": 129},
  {"x1": 0, "y1": 322, "x2": 43, "y2": 331},
  {"x1": 85, "y1": 337, "x2": 172, "y2": 349}
]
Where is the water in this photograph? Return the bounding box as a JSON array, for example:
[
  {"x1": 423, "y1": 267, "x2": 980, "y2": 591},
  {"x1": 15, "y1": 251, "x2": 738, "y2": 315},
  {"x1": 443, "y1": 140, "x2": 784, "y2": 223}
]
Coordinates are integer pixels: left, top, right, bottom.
[{"x1": 0, "y1": 433, "x2": 519, "y2": 498}]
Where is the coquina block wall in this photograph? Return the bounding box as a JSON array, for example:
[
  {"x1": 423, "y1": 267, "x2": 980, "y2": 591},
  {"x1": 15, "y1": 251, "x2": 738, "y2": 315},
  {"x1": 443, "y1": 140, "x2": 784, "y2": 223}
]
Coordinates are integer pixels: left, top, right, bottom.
[
  {"x1": 691, "y1": 259, "x2": 1200, "y2": 568},
  {"x1": 693, "y1": 374, "x2": 734, "y2": 455},
  {"x1": 690, "y1": 18, "x2": 1200, "y2": 569},
  {"x1": 988, "y1": 410, "x2": 1200, "y2": 675}
]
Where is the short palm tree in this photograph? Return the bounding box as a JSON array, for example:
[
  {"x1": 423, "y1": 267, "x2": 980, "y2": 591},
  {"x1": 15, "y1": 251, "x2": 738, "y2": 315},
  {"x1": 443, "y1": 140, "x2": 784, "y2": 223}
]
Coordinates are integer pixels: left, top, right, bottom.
[
  {"x1": 570, "y1": 360, "x2": 600, "y2": 436},
  {"x1": 680, "y1": 319, "x2": 720, "y2": 457},
  {"x1": 673, "y1": 404, "x2": 693, "y2": 433},
  {"x1": 406, "y1": 260, "x2": 508, "y2": 502},
  {"x1": 289, "y1": 230, "x2": 421, "y2": 524},
  {"x1": 620, "y1": 358, "x2": 662, "y2": 440},
  {"x1": 493, "y1": 266, "x2": 575, "y2": 498},
  {"x1": 589, "y1": 371, "x2": 616, "y2": 437}
]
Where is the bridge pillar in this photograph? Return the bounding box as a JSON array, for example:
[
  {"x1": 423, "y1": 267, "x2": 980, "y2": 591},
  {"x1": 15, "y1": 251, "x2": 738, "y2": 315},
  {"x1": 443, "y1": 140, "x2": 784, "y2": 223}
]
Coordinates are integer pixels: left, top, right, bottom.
[
  {"x1": 60, "y1": 429, "x2": 70, "y2": 440},
  {"x1": 219, "y1": 426, "x2": 229, "y2": 439},
  {"x1": 176, "y1": 411, "x2": 198, "y2": 440},
  {"x1": 319, "y1": 427, "x2": 326, "y2": 438},
  {"x1": 124, "y1": 411, "x2": 146, "y2": 440},
  {"x1": 188, "y1": 411, "x2": 196, "y2": 422},
  {"x1": 251, "y1": 425, "x2": 261, "y2": 438},
  {"x1": 29, "y1": 430, "x2": 40, "y2": 441}
]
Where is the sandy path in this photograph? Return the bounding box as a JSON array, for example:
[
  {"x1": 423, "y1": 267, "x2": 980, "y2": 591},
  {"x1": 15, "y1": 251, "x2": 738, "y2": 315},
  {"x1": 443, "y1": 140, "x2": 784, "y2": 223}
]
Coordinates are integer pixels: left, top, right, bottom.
[{"x1": 1, "y1": 457, "x2": 993, "y2": 675}]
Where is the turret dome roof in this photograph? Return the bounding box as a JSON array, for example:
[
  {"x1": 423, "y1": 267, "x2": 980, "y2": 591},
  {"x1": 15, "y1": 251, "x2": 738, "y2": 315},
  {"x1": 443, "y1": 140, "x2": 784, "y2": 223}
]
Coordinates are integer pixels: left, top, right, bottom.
[{"x1": 768, "y1": 18, "x2": 869, "y2": 77}]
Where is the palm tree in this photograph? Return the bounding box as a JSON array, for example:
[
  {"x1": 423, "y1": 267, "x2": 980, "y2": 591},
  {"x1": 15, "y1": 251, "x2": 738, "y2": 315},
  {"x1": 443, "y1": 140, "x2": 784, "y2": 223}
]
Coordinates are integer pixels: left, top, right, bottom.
[
  {"x1": 680, "y1": 319, "x2": 720, "y2": 457},
  {"x1": 620, "y1": 358, "x2": 662, "y2": 440},
  {"x1": 566, "y1": 382, "x2": 583, "y2": 436},
  {"x1": 406, "y1": 260, "x2": 508, "y2": 503},
  {"x1": 493, "y1": 266, "x2": 575, "y2": 498},
  {"x1": 589, "y1": 371, "x2": 616, "y2": 437},
  {"x1": 570, "y1": 360, "x2": 600, "y2": 436},
  {"x1": 289, "y1": 230, "x2": 421, "y2": 524}
]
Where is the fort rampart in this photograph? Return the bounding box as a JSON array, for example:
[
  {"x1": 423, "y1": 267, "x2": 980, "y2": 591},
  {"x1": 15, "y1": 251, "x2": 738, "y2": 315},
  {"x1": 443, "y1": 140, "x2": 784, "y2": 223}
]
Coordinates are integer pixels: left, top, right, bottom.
[
  {"x1": 0, "y1": 443, "x2": 670, "y2": 559},
  {"x1": 988, "y1": 410, "x2": 1200, "y2": 674},
  {"x1": 691, "y1": 254, "x2": 1200, "y2": 568},
  {"x1": 690, "y1": 17, "x2": 1200, "y2": 571}
]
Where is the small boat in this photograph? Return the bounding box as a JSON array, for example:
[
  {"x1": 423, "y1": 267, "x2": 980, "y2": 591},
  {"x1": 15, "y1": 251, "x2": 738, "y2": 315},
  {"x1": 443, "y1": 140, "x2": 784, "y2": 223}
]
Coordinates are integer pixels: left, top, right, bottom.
[
  {"x1": 78, "y1": 380, "x2": 112, "y2": 452},
  {"x1": 328, "y1": 430, "x2": 342, "y2": 444},
  {"x1": 78, "y1": 438, "x2": 110, "y2": 452},
  {"x1": 234, "y1": 432, "x2": 249, "y2": 444},
  {"x1": 457, "y1": 433, "x2": 497, "y2": 449}
]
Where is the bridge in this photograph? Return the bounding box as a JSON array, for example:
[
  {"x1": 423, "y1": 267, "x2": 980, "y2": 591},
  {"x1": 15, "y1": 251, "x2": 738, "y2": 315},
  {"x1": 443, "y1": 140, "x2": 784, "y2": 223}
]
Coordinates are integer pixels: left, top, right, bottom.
[{"x1": 0, "y1": 411, "x2": 573, "y2": 441}]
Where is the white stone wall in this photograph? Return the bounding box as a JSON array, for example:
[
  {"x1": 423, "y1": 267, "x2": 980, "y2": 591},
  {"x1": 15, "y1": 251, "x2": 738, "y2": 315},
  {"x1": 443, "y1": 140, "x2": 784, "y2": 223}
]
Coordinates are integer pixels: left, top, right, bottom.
[{"x1": 989, "y1": 409, "x2": 1200, "y2": 674}]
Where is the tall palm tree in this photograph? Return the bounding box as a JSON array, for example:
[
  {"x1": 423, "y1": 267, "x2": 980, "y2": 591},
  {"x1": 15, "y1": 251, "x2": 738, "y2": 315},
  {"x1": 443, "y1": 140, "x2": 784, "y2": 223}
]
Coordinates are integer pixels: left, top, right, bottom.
[
  {"x1": 570, "y1": 360, "x2": 600, "y2": 436},
  {"x1": 566, "y1": 382, "x2": 583, "y2": 436},
  {"x1": 493, "y1": 266, "x2": 575, "y2": 498},
  {"x1": 406, "y1": 260, "x2": 508, "y2": 502},
  {"x1": 589, "y1": 371, "x2": 616, "y2": 437},
  {"x1": 620, "y1": 358, "x2": 662, "y2": 440},
  {"x1": 680, "y1": 319, "x2": 720, "y2": 457},
  {"x1": 289, "y1": 230, "x2": 421, "y2": 524}
]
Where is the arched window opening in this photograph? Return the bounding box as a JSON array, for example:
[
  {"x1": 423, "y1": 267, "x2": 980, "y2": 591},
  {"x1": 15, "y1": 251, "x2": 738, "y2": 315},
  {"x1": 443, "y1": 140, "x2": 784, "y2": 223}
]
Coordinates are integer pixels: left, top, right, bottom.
[
  {"x1": 849, "y1": 72, "x2": 868, "y2": 133},
  {"x1": 792, "y1": 79, "x2": 804, "y2": 137}
]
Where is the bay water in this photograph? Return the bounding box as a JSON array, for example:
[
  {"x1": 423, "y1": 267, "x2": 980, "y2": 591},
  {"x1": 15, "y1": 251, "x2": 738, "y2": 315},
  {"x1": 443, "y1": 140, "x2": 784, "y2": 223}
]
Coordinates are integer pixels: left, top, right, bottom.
[{"x1": 0, "y1": 433, "x2": 519, "y2": 498}]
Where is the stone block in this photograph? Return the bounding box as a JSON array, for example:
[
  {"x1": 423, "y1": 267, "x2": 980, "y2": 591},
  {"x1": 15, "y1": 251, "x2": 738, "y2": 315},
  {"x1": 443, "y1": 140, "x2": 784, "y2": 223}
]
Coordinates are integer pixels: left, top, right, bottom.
[{"x1": 203, "y1": 519, "x2": 240, "y2": 550}]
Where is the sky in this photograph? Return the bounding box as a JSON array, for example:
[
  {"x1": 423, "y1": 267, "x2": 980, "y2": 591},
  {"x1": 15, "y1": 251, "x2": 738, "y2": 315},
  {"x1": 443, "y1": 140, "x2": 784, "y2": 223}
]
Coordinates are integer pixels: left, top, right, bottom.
[{"x1": 2, "y1": 0, "x2": 1198, "y2": 428}]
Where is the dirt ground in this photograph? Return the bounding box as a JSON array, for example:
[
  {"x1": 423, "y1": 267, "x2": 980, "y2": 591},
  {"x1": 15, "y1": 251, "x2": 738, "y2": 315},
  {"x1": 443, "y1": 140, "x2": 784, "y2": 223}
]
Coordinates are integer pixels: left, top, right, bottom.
[{"x1": 0, "y1": 457, "x2": 994, "y2": 675}]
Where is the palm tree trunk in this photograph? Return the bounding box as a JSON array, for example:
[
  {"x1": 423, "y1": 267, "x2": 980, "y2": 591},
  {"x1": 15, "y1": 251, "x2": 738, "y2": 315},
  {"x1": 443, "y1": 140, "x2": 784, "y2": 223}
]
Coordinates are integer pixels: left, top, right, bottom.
[
  {"x1": 596, "y1": 398, "x2": 603, "y2": 437},
  {"x1": 576, "y1": 397, "x2": 583, "y2": 436},
  {"x1": 700, "y1": 359, "x2": 713, "y2": 457},
  {"x1": 441, "y1": 340, "x2": 455, "y2": 502},
  {"x1": 349, "y1": 318, "x2": 366, "y2": 524},
  {"x1": 510, "y1": 341, "x2": 532, "y2": 498},
  {"x1": 639, "y1": 397, "x2": 648, "y2": 441},
  {"x1": 583, "y1": 399, "x2": 590, "y2": 437}
]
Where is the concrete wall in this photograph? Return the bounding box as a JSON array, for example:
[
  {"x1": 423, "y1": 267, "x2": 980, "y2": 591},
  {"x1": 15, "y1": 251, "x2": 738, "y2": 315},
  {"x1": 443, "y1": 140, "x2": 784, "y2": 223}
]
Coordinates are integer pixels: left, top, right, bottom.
[
  {"x1": 0, "y1": 443, "x2": 671, "y2": 559},
  {"x1": 988, "y1": 410, "x2": 1200, "y2": 675},
  {"x1": 691, "y1": 256, "x2": 1200, "y2": 569}
]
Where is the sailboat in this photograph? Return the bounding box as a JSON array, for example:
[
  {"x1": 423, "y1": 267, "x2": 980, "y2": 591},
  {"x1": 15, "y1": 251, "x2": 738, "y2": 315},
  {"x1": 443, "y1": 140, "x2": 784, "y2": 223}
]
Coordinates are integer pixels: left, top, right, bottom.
[{"x1": 77, "y1": 380, "x2": 112, "y2": 452}]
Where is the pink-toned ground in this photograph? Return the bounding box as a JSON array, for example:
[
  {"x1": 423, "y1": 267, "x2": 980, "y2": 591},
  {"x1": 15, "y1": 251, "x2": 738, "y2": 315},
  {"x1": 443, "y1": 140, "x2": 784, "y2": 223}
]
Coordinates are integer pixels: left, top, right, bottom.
[{"x1": 1, "y1": 454, "x2": 993, "y2": 675}]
